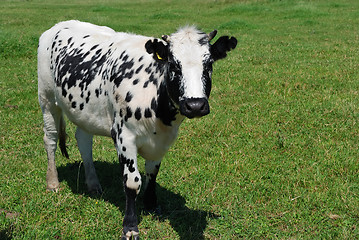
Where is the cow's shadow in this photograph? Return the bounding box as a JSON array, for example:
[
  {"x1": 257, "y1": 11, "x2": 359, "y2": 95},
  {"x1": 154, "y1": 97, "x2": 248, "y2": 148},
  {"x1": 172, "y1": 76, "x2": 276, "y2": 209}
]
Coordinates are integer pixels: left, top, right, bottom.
[{"x1": 58, "y1": 161, "x2": 217, "y2": 239}]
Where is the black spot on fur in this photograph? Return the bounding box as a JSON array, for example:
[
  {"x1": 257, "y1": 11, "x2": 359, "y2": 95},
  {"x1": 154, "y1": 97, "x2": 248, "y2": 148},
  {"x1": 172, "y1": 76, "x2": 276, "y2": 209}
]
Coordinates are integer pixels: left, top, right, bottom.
[
  {"x1": 135, "y1": 107, "x2": 141, "y2": 120},
  {"x1": 134, "y1": 177, "x2": 139, "y2": 182},
  {"x1": 143, "y1": 81, "x2": 149, "y2": 88},
  {"x1": 145, "y1": 64, "x2": 152, "y2": 74},
  {"x1": 95, "y1": 49, "x2": 102, "y2": 55},
  {"x1": 125, "y1": 92, "x2": 133, "y2": 102},
  {"x1": 55, "y1": 40, "x2": 109, "y2": 91},
  {"x1": 121, "y1": 54, "x2": 129, "y2": 62},
  {"x1": 132, "y1": 79, "x2": 139, "y2": 85},
  {"x1": 69, "y1": 94, "x2": 73, "y2": 102},
  {"x1": 119, "y1": 51, "x2": 125, "y2": 59},
  {"x1": 120, "y1": 154, "x2": 136, "y2": 173},
  {"x1": 83, "y1": 35, "x2": 90, "y2": 38},
  {"x1": 95, "y1": 89, "x2": 99, "y2": 98},
  {"x1": 79, "y1": 103, "x2": 84, "y2": 110},
  {"x1": 123, "y1": 173, "x2": 128, "y2": 183},
  {"x1": 144, "y1": 108, "x2": 152, "y2": 118},
  {"x1": 86, "y1": 91, "x2": 91, "y2": 103},
  {"x1": 111, "y1": 58, "x2": 135, "y2": 87},
  {"x1": 151, "y1": 98, "x2": 157, "y2": 111},
  {"x1": 122, "y1": 146, "x2": 126, "y2": 152},
  {"x1": 125, "y1": 106, "x2": 132, "y2": 121},
  {"x1": 135, "y1": 64, "x2": 143, "y2": 74},
  {"x1": 71, "y1": 101, "x2": 76, "y2": 108},
  {"x1": 117, "y1": 123, "x2": 121, "y2": 133},
  {"x1": 90, "y1": 44, "x2": 99, "y2": 51}
]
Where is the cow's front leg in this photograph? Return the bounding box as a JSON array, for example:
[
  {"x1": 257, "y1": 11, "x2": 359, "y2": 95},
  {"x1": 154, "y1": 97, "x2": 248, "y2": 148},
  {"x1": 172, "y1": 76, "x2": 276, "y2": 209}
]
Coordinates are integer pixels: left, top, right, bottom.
[
  {"x1": 112, "y1": 123, "x2": 141, "y2": 240},
  {"x1": 144, "y1": 160, "x2": 161, "y2": 212}
]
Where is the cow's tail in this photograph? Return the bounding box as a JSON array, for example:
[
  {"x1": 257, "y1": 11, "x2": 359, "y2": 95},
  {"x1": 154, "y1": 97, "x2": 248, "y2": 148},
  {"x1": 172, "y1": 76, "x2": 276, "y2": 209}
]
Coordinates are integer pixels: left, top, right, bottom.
[{"x1": 58, "y1": 115, "x2": 69, "y2": 159}]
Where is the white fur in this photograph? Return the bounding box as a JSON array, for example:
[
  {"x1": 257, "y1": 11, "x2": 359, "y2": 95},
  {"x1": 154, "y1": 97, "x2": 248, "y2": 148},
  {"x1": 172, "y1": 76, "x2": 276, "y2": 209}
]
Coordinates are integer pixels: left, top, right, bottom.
[{"x1": 169, "y1": 26, "x2": 210, "y2": 100}]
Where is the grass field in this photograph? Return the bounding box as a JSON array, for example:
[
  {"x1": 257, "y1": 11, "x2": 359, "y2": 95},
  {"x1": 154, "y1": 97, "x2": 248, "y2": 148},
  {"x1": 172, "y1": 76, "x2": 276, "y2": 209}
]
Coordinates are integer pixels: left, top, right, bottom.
[{"x1": 1, "y1": 0, "x2": 359, "y2": 239}]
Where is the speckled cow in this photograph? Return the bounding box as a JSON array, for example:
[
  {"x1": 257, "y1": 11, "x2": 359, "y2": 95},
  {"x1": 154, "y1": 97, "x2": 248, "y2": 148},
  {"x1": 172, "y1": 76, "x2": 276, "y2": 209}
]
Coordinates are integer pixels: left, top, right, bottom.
[{"x1": 38, "y1": 20, "x2": 237, "y2": 240}]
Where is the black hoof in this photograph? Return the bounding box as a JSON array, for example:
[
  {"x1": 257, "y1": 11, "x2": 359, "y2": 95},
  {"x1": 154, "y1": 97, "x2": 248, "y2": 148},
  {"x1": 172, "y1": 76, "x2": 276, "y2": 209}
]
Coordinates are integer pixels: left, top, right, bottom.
[
  {"x1": 88, "y1": 188, "x2": 103, "y2": 196},
  {"x1": 88, "y1": 184, "x2": 103, "y2": 196}
]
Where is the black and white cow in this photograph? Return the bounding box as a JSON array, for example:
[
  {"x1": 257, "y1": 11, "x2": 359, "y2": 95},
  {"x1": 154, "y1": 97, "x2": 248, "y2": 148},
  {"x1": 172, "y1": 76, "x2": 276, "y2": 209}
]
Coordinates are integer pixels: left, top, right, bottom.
[{"x1": 38, "y1": 20, "x2": 236, "y2": 239}]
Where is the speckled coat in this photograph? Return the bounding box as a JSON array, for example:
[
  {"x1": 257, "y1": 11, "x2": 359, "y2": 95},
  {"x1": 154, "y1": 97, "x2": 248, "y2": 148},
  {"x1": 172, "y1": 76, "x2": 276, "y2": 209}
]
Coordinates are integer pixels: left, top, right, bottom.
[{"x1": 38, "y1": 20, "x2": 237, "y2": 239}]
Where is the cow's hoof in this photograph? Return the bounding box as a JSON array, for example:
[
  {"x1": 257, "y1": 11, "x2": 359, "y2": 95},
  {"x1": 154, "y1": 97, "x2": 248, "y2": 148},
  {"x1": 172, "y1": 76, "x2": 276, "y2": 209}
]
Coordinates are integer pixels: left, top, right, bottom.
[
  {"x1": 46, "y1": 180, "x2": 60, "y2": 192},
  {"x1": 87, "y1": 184, "x2": 103, "y2": 196},
  {"x1": 46, "y1": 185, "x2": 59, "y2": 193},
  {"x1": 121, "y1": 231, "x2": 139, "y2": 240},
  {"x1": 88, "y1": 187, "x2": 103, "y2": 196}
]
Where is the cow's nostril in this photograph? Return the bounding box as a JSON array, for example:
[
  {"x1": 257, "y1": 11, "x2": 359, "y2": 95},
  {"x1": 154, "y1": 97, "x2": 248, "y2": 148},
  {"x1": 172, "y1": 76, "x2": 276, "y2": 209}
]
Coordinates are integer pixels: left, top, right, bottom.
[{"x1": 185, "y1": 101, "x2": 193, "y2": 112}]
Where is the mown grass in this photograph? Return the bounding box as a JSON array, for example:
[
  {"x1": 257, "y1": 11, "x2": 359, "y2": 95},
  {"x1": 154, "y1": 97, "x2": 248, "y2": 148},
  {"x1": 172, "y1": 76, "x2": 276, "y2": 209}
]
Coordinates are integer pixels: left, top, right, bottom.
[{"x1": 1, "y1": 0, "x2": 359, "y2": 239}]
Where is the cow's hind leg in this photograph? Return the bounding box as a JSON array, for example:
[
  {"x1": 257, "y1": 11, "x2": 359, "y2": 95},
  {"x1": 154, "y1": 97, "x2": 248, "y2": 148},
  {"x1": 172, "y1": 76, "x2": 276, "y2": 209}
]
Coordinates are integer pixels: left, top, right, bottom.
[
  {"x1": 41, "y1": 104, "x2": 65, "y2": 192},
  {"x1": 75, "y1": 127, "x2": 102, "y2": 195},
  {"x1": 144, "y1": 160, "x2": 162, "y2": 213}
]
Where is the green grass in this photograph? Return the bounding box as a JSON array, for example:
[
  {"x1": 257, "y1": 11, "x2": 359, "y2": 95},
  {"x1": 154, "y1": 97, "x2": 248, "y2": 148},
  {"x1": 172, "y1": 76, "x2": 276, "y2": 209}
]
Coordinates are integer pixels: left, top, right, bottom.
[{"x1": 1, "y1": 0, "x2": 359, "y2": 239}]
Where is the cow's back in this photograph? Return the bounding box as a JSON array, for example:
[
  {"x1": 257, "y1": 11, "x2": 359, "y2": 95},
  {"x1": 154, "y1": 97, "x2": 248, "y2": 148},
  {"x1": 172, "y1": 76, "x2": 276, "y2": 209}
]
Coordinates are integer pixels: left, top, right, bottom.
[{"x1": 38, "y1": 20, "x2": 116, "y2": 96}]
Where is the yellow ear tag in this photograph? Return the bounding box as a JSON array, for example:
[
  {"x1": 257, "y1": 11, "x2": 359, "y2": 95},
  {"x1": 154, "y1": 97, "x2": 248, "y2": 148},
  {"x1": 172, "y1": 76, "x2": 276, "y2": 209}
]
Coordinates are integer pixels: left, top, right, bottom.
[{"x1": 156, "y1": 52, "x2": 163, "y2": 60}]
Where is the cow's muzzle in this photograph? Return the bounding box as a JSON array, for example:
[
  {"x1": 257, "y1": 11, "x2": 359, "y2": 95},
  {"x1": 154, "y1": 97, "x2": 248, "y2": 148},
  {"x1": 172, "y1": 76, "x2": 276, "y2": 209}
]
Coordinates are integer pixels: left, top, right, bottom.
[{"x1": 179, "y1": 98, "x2": 210, "y2": 118}]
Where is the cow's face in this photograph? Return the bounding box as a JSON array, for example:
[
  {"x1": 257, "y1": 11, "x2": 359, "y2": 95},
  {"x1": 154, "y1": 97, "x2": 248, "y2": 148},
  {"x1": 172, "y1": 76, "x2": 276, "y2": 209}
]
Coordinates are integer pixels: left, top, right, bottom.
[{"x1": 145, "y1": 27, "x2": 237, "y2": 118}]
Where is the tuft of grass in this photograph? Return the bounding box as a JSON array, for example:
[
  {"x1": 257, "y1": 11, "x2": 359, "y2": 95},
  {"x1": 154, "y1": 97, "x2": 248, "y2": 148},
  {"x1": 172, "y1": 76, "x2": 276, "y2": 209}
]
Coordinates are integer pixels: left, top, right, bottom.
[{"x1": 1, "y1": 0, "x2": 359, "y2": 239}]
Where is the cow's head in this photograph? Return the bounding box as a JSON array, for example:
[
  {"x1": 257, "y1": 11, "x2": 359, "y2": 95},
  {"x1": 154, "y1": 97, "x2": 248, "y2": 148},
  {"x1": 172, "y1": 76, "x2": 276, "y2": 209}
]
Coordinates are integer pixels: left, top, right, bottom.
[{"x1": 145, "y1": 26, "x2": 237, "y2": 118}]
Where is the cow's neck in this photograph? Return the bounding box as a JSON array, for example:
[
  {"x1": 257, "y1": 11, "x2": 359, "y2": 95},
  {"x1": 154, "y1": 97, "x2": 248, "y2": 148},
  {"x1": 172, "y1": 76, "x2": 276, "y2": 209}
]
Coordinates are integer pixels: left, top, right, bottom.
[{"x1": 155, "y1": 74, "x2": 185, "y2": 127}]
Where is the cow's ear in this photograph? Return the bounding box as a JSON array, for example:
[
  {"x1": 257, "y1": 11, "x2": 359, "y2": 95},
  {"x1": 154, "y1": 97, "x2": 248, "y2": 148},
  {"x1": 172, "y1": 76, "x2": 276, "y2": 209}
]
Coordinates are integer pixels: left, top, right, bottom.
[
  {"x1": 210, "y1": 36, "x2": 237, "y2": 61},
  {"x1": 145, "y1": 39, "x2": 168, "y2": 62}
]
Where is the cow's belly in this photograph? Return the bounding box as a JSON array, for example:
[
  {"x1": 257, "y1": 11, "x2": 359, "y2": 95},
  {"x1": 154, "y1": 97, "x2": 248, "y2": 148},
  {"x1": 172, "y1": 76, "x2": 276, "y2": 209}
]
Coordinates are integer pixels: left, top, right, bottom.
[{"x1": 56, "y1": 96, "x2": 112, "y2": 137}]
